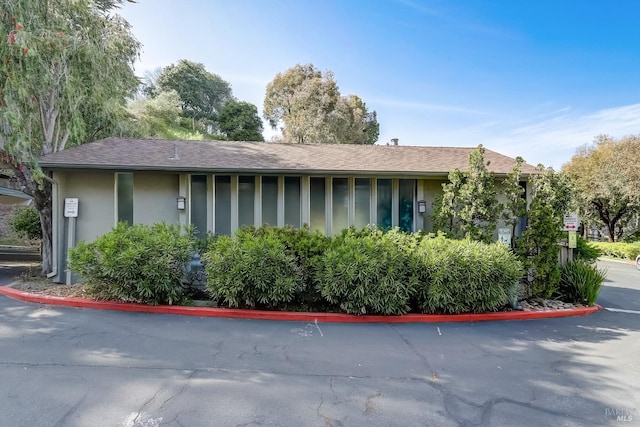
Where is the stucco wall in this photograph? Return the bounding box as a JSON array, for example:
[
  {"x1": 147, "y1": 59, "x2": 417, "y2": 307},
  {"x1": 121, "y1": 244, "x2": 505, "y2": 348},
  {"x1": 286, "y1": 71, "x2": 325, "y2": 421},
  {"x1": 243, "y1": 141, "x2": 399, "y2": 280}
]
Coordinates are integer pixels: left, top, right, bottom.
[
  {"x1": 133, "y1": 173, "x2": 180, "y2": 226},
  {"x1": 60, "y1": 170, "x2": 115, "y2": 244}
]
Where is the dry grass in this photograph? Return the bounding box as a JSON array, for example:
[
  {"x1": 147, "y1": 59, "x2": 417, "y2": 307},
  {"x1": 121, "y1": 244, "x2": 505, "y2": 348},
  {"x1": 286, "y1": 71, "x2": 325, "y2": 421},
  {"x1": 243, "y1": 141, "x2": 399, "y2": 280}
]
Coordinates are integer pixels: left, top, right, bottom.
[{"x1": 11, "y1": 267, "x2": 91, "y2": 299}]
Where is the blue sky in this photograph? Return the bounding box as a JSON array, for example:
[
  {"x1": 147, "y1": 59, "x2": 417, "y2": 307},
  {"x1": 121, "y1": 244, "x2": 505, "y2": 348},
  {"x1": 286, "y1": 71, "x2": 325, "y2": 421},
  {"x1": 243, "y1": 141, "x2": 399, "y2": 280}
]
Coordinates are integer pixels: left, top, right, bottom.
[{"x1": 118, "y1": 0, "x2": 640, "y2": 168}]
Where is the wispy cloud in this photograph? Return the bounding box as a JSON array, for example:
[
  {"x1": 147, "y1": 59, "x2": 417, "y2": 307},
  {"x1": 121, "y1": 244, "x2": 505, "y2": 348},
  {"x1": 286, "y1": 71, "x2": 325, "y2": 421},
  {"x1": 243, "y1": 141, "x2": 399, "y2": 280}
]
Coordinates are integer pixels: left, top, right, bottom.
[
  {"x1": 484, "y1": 103, "x2": 640, "y2": 167},
  {"x1": 371, "y1": 97, "x2": 490, "y2": 115}
]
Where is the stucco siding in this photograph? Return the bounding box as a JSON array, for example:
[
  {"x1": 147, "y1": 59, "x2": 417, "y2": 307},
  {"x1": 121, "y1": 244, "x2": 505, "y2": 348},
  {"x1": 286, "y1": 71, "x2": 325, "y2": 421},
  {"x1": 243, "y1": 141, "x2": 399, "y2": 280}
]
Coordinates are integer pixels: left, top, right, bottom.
[
  {"x1": 61, "y1": 171, "x2": 115, "y2": 244},
  {"x1": 133, "y1": 173, "x2": 179, "y2": 225}
]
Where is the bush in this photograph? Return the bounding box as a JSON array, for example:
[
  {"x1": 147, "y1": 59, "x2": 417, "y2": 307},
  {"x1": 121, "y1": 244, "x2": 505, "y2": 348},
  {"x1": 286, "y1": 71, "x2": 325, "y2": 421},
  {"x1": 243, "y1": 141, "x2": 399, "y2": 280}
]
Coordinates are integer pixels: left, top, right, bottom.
[
  {"x1": 203, "y1": 227, "x2": 304, "y2": 308},
  {"x1": 314, "y1": 228, "x2": 415, "y2": 315},
  {"x1": 414, "y1": 236, "x2": 524, "y2": 314},
  {"x1": 68, "y1": 222, "x2": 193, "y2": 305},
  {"x1": 250, "y1": 225, "x2": 330, "y2": 306},
  {"x1": 575, "y1": 236, "x2": 601, "y2": 263},
  {"x1": 9, "y1": 206, "x2": 42, "y2": 240},
  {"x1": 591, "y1": 241, "x2": 640, "y2": 260},
  {"x1": 557, "y1": 260, "x2": 606, "y2": 306}
]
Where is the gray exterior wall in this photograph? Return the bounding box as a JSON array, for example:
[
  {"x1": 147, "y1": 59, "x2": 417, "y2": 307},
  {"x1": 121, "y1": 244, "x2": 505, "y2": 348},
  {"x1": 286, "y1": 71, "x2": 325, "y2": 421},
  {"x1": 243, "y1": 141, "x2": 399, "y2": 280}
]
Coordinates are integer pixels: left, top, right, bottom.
[
  {"x1": 50, "y1": 169, "x2": 531, "y2": 283},
  {"x1": 133, "y1": 173, "x2": 180, "y2": 226},
  {"x1": 52, "y1": 170, "x2": 183, "y2": 283}
]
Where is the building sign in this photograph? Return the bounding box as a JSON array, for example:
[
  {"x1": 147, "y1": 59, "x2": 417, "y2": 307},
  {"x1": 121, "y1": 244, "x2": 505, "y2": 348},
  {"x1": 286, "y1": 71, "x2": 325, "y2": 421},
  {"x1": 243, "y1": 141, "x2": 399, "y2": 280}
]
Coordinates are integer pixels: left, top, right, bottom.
[
  {"x1": 498, "y1": 227, "x2": 512, "y2": 246},
  {"x1": 64, "y1": 198, "x2": 79, "y2": 218},
  {"x1": 563, "y1": 213, "x2": 580, "y2": 231}
]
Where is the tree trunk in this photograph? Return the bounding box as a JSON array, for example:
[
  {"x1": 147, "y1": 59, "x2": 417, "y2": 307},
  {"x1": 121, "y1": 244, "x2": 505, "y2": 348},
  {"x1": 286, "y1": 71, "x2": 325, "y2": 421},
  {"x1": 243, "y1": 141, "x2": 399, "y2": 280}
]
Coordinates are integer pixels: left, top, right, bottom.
[
  {"x1": 11, "y1": 165, "x2": 54, "y2": 275},
  {"x1": 606, "y1": 221, "x2": 616, "y2": 243},
  {"x1": 36, "y1": 198, "x2": 53, "y2": 275}
]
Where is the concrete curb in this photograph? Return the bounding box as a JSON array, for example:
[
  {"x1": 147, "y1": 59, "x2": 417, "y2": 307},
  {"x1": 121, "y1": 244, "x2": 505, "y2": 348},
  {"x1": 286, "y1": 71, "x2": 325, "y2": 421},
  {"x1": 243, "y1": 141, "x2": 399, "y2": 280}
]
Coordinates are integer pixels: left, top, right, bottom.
[{"x1": 0, "y1": 285, "x2": 603, "y2": 323}]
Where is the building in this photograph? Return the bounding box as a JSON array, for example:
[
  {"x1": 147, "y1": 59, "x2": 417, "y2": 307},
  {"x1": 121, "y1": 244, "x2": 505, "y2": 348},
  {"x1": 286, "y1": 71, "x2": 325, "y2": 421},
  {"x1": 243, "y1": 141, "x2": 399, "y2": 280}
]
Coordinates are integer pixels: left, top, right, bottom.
[{"x1": 39, "y1": 138, "x2": 537, "y2": 282}]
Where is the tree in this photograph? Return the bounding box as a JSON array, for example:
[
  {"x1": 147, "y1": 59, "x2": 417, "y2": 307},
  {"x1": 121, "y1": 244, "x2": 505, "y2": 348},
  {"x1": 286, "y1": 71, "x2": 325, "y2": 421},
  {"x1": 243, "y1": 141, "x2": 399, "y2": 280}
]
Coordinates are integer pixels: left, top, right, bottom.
[
  {"x1": 518, "y1": 166, "x2": 573, "y2": 298},
  {"x1": 263, "y1": 63, "x2": 379, "y2": 144},
  {"x1": 501, "y1": 156, "x2": 527, "y2": 247},
  {"x1": 330, "y1": 95, "x2": 379, "y2": 145},
  {"x1": 563, "y1": 135, "x2": 640, "y2": 241},
  {"x1": 156, "y1": 59, "x2": 232, "y2": 128},
  {"x1": 218, "y1": 100, "x2": 264, "y2": 141},
  {"x1": 0, "y1": 0, "x2": 140, "y2": 274},
  {"x1": 432, "y1": 145, "x2": 502, "y2": 242}
]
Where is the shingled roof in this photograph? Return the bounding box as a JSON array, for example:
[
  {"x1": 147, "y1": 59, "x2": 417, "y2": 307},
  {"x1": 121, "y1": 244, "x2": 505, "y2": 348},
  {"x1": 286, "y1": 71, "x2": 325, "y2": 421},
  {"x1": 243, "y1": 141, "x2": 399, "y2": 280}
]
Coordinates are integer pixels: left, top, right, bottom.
[{"x1": 39, "y1": 138, "x2": 537, "y2": 176}]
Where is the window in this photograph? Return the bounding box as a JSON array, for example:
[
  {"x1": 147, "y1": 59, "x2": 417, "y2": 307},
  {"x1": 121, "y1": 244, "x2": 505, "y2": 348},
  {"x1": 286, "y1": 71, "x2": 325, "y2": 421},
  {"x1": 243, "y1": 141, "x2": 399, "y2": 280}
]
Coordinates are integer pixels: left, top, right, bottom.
[
  {"x1": 376, "y1": 179, "x2": 392, "y2": 230},
  {"x1": 332, "y1": 178, "x2": 349, "y2": 233},
  {"x1": 238, "y1": 176, "x2": 255, "y2": 228},
  {"x1": 354, "y1": 178, "x2": 371, "y2": 228},
  {"x1": 190, "y1": 175, "x2": 208, "y2": 236},
  {"x1": 116, "y1": 172, "x2": 133, "y2": 225},
  {"x1": 261, "y1": 176, "x2": 278, "y2": 226},
  {"x1": 215, "y1": 176, "x2": 231, "y2": 235},
  {"x1": 284, "y1": 177, "x2": 301, "y2": 227},
  {"x1": 398, "y1": 179, "x2": 415, "y2": 232},
  {"x1": 310, "y1": 177, "x2": 326, "y2": 232}
]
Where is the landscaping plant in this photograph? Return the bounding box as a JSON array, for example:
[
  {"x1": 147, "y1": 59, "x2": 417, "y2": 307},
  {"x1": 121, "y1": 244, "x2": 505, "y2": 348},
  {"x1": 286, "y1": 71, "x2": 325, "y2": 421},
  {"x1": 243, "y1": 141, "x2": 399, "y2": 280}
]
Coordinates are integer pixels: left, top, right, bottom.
[
  {"x1": 203, "y1": 227, "x2": 304, "y2": 308},
  {"x1": 591, "y1": 241, "x2": 640, "y2": 261},
  {"x1": 557, "y1": 260, "x2": 607, "y2": 306},
  {"x1": 414, "y1": 236, "x2": 523, "y2": 314},
  {"x1": 68, "y1": 222, "x2": 193, "y2": 305},
  {"x1": 314, "y1": 228, "x2": 416, "y2": 315}
]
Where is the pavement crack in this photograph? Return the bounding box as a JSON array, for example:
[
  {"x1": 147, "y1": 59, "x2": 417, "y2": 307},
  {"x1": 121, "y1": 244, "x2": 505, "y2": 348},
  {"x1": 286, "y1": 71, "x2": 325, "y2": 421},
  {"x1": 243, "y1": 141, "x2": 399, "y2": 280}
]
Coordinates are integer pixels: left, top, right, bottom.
[
  {"x1": 390, "y1": 325, "x2": 437, "y2": 379},
  {"x1": 159, "y1": 370, "x2": 196, "y2": 411}
]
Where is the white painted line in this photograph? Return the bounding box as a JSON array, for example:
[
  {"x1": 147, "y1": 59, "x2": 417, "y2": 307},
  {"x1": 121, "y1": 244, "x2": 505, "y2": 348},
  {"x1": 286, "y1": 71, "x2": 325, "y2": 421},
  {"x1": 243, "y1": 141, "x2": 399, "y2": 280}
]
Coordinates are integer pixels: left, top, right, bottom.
[
  {"x1": 313, "y1": 319, "x2": 324, "y2": 337},
  {"x1": 437, "y1": 327, "x2": 442, "y2": 336},
  {"x1": 605, "y1": 307, "x2": 640, "y2": 315}
]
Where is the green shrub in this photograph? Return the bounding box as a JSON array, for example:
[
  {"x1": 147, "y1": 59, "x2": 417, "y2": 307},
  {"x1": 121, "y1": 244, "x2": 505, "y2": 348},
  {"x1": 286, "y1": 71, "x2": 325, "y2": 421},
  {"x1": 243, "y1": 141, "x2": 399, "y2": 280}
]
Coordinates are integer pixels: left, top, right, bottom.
[
  {"x1": 591, "y1": 241, "x2": 640, "y2": 260},
  {"x1": 9, "y1": 206, "x2": 42, "y2": 240},
  {"x1": 314, "y1": 228, "x2": 415, "y2": 315},
  {"x1": 575, "y1": 236, "x2": 601, "y2": 263},
  {"x1": 68, "y1": 222, "x2": 193, "y2": 305},
  {"x1": 252, "y1": 225, "x2": 330, "y2": 305},
  {"x1": 203, "y1": 228, "x2": 304, "y2": 308},
  {"x1": 414, "y1": 236, "x2": 524, "y2": 314},
  {"x1": 557, "y1": 260, "x2": 606, "y2": 306}
]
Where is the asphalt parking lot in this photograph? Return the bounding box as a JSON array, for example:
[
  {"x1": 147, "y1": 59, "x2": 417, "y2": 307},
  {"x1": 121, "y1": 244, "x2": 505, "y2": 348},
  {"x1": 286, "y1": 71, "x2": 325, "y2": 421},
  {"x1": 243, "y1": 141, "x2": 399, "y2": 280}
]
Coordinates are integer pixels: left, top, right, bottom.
[{"x1": 0, "y1": 260, "x2": 638, "y2": 426}]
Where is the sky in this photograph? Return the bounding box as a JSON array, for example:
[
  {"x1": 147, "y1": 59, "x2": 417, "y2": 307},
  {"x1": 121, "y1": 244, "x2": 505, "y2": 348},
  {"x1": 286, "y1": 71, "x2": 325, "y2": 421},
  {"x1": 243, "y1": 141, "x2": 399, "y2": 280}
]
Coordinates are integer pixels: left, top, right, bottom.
[{"x1": 118, "y1": 0, "x2": 640, "y2": 169}]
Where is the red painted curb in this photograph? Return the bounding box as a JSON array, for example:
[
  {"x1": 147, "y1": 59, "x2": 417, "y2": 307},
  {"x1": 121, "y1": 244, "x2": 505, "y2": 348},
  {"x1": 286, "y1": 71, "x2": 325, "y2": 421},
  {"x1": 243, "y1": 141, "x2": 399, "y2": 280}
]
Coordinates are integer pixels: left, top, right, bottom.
[{"x1": 0, "y1": 285, "x2": 603, "y2": 323}]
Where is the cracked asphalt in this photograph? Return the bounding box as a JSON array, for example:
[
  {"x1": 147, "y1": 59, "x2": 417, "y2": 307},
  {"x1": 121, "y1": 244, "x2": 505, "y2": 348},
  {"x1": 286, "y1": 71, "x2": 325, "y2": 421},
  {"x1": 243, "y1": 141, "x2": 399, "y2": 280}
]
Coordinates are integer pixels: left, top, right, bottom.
[{"x1": 0, "y1": 260, "x2": 638, "y2": 427}]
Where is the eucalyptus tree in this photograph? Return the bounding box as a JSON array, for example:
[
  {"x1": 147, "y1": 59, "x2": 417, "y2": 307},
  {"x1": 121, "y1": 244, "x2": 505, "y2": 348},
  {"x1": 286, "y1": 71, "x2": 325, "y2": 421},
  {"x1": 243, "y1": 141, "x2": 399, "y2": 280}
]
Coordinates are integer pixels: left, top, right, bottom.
[
  {"x1": 0, "y1": 0, "x2": 140, "y2": 274},
  {"x1": 263, "y1": 63, "x2": 379, "y2": 144}
]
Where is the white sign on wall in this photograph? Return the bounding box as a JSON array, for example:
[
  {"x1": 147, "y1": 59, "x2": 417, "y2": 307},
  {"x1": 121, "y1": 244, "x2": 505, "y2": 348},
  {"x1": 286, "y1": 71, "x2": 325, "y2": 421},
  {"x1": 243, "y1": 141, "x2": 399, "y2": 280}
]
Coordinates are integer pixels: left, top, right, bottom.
[
  {"x1": 498, "y1": 227, "x2": 512, "y2": 246},
  {"x1": 64, "y1": 198, "x2": 79, "y2": 218}
]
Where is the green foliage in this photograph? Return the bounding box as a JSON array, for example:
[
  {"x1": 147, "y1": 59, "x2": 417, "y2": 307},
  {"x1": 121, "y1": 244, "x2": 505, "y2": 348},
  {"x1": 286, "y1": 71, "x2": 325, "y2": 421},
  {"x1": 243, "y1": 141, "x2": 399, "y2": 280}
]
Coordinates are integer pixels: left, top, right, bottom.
[
  {"x1": 563, "y1": 135, "x2": 640, "y2": 242},
  {"x1": 263, "y1": 63, "x2": 378, "y2": 144},
  {"x1": 432, "y1": 145, "x2": 501, "y2": 242},
  {"x1": 315, "y1": 228, "x2": 415, "y2": 315},
  {"x1": 156, "y1": 59, "x2": 232, "y2": 124},
  {"x1": 9, "y1": 206, "x2": 41, "y2": 240},
  {"x1": 591, "y1": 241, "x2": 640, "y2": 260},
  {"x1": 501, "y1": 157, "x2": 527, "y2": 247},
  {"x1": 517, "y1": 166, "x2": 573, "y2": 298},
  {"x1": 248, "y1": 225, "x2": 331, "y2": 307},
  {"x1": 203, "y1": 227, "x2": 304, "y2": 308},
  {"x1": 68, "y1": 223, "x2": 194, "y2": 305},
  {"x1": 0, "y1": 0, "x2": 140, "y2": 274},
  {"x1": 557, "y1": 260, "x2": 606, "y2": 306},
  {"x1": 414, "y1": 236, "x2": 523, "y2": 314},
  {"x1": 218, "y1": 100, "x2": 264, "y2": 141},
  {"x1": 575, "y1": 236, "x2": 601, "y2": 263}
]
